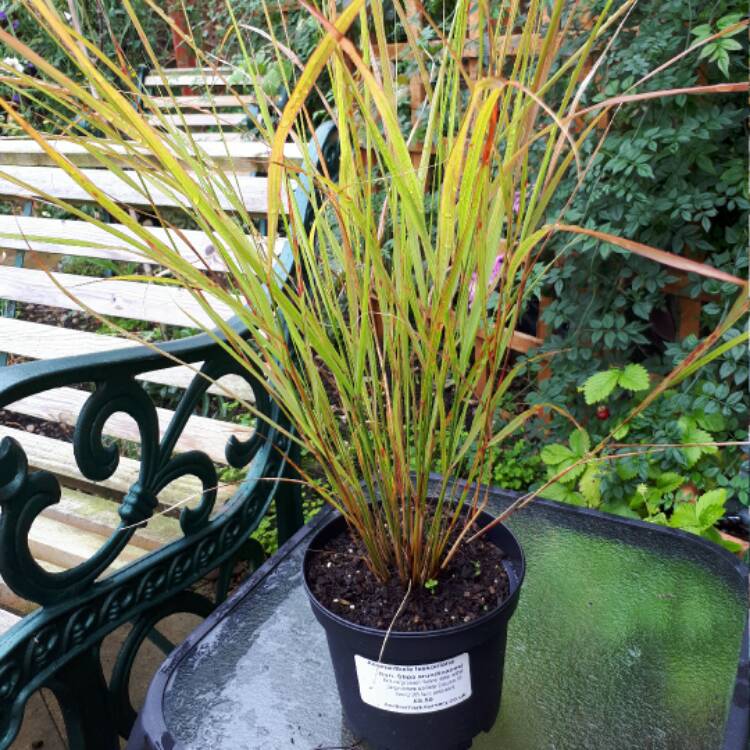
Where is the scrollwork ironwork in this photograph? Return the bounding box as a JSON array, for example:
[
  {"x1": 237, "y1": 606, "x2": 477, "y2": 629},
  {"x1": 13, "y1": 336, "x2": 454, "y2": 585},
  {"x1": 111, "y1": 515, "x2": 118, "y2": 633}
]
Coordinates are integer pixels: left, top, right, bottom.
[
  {"x1": 0, "y1": 347, "x2": 288, "y2": 747},
  {"x1": 0, "y1": 120, "x2": 340, "y2": 749}
]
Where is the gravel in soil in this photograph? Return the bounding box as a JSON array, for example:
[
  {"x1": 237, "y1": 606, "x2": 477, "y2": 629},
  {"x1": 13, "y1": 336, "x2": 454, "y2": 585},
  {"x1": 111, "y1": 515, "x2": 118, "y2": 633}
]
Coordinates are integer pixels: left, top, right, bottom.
[{"x1": 306, "y1": 520, "x2": 510, "y2": 632}]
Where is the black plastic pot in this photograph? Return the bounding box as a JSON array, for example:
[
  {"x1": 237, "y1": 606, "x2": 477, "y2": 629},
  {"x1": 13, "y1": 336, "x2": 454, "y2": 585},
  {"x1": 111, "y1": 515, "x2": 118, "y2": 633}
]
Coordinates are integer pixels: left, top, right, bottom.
[{"x1": 302, "y1": 510, "x2": 525, "y2": 750}]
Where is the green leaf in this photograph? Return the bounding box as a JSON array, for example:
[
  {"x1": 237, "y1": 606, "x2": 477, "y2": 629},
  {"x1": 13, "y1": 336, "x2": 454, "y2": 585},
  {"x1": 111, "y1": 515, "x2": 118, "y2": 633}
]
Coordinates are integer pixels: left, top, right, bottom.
[
  {"x1": 581, "y1": 369, "x2": 620, "y2": 404},
  {"x1": 717, "y1": 13, "x2": 744, "y2": 30},
  {"x1": 647, "y1": 512, "x2": 669, "y2": 526},
  {"x1": 569, "y1": 428, "x2": 590, "y2": 456},
  {"x1": 612, "y1": 424, "x2": 630, "y2": 440},
  {"x1": 600, "y1": 500, "x2": 641, "y2": 519},
  {"x1": 720, "y1": 39, "x2": 743, "y2": 52},
  {"x1": 695, "y1": 412, "x2": 725, "y2": 433},
  {"x1": 655, "y1": 472, "x2": 686, "y2": 494},
  {"x1": 669, "y1": 503, "x2": 699, "y2": 531},
  {"x1": 696, "y1": 489, "x2": 727, "y2": 529},
  {"x1": 540, "y1": 443, "x2": 576, "y2": 466},
  {"x1": 617, "y1": 363, "x2": 649, "y2": 392},
  {"x1": 579, "y1": 465, "x2": 601, "y2": 507},
  {"x1": 690, "y1": 23, "x2": 712, "y2": 38},
  {"x1": 717, "y1": 51, "x2": 730, "y2": 78},
  {"x1": 556, "y1": 458, "x2": 586, "y2": 483},
  {"x1": 541, "y1": 482, "x2": 583, "y2": 505},
  {"x1": 680, "y1": 423, "x2": 717, "y2": 467}
]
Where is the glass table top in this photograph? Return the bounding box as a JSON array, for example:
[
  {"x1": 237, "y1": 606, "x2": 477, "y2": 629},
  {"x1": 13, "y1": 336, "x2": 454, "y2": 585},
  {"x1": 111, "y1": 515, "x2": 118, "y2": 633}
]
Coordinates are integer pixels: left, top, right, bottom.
[{"x1": 141, "y1": 484, "x2": 748, "y2": 750}]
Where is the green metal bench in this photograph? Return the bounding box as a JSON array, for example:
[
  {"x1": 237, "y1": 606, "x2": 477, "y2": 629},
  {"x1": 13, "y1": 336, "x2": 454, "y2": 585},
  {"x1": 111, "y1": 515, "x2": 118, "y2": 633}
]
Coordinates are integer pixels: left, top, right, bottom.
[{"x1": 0, "y1": 121, "x2": 339, "y2": 749}]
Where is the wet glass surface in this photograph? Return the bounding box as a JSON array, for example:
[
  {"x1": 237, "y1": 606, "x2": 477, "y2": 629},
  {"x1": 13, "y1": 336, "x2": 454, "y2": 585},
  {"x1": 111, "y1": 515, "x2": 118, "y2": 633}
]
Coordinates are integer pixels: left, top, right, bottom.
[{"x1": 162, "y1": 487, "x2": 747, "y2": 750}]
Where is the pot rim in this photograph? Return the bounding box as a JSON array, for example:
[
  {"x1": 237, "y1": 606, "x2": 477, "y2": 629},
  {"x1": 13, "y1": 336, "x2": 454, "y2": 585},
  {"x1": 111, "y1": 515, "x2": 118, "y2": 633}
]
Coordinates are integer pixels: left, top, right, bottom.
[{"x1": 302, "y1": 508, "x2": 526, "y2": 640}]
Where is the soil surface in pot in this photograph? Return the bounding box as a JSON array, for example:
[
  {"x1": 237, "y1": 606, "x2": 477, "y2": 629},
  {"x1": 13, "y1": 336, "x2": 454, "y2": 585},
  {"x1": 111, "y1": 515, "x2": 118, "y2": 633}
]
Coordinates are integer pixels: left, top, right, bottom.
[{"x1": 307, "y1": 524, "x2": 510, "y2": 632}]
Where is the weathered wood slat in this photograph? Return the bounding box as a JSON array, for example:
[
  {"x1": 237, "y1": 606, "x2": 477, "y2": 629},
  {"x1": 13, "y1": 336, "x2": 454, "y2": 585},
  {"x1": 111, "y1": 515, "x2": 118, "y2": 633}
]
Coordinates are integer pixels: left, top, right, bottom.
[
  {"x1": 0, "y1": 425, "x2": 213, "y2": 506},
  {"x1": 149, "y1": 113, "x2": 248, "y2": 129},
  {"x1": 1, "y1": 563, "x2": 63, "y2": 615},
  {"x1": 181, "y1": 132, "x2": 249, "y2": 142},
  {"x1": 0, "y1": 608, "x2": 20, "y2": 634},
  {"x1": 509, "y1": 329, "x2": 543, "y2": 353},
  {"x1": 0, "y1": 318, "x2": 255, "y2": 399},
  {"x1": 0, "y1": 137, "x2": 302, "y2": 169},
  {"x1": 5, "y1": 385, "x2": 253, "y2": 465},
  {"x1": 143, "y1": 69, "x2": 241, "y2": 88},
  {"x1": 149, "y1": 94, "x2": 256, "y2": 109},
  {"x1": 0, "y1": 266, "x2": 236, "y2": 328},
  {"x1": 28, "y1": 515, "x2": 145, "y2": 571},
  {"x1": 42, "y1": 487, "x2": 182, "y2": 552},
  {"x1": 0, "y1": 426, "x2": 237, "y2": 507},
  {"x1": 0, "y1": 214, "x2": 279, "y2": 273},
  {"x1": 0, "y1": 165, "x2": 277, "y2": 216}
]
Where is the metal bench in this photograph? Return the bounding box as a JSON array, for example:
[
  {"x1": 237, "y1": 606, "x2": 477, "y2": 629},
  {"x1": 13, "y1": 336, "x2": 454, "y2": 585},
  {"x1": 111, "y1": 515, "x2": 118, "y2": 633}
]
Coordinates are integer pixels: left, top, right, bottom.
[{"x1": 0, "y1": 120, "x2": 339, "y2": 749}]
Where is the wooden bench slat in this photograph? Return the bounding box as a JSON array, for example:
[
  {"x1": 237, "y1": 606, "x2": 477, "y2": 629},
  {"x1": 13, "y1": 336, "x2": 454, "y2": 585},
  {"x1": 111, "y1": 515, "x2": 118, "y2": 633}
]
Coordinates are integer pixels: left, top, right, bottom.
[
  {"x1": 0, "y1": 214, "x2": 280, "y2": 273},
  {"x1": 0, "y1": 165, "x2": 276, "y2": 215},
  {"x1": 5, "y1": 385, "x2": 253, "y2": 465},
  {"x1": 1, "y1": 563, "x2": 63, "y2": 615},
  {"x1": 0, "y1": 266, "x2": 236, "y2": 328},
  {"x1": 43, "y1": 486, "x2": 182, "y2": 552},
  {"x1": 0, "y1": 137, "x2": 302, "y2": 169},
  {"x1": 149, "y1": 113, "x2": 249, "y2": 129},
  {"x1": 0, "y1": 318, "x2": 255, "y2": 399},
  {"x1": 28, "y1": 514, "x2": 145, "y2": 571},
  {"x1": 143, "y1": 70, "x2": 242, "y2": 88},
  {"x1": 181, "y1": 132, "x2": 250, "y2": 142},
  {"x1": 0, "y1": 425, "x2": 215, "y2": 506},
  {"x1": 0, "y1": 608, "x2": 20, "y2": 634},
  {"x1": 149, "y1": 94, "x2": 256, "y2": 109}
]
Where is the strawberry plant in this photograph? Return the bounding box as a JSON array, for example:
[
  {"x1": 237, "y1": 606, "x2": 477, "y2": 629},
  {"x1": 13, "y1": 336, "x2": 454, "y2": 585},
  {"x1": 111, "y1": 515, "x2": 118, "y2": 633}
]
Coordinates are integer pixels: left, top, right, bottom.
[{"x1": 527, "y1": 0, "x2": 748, "y2": 497}]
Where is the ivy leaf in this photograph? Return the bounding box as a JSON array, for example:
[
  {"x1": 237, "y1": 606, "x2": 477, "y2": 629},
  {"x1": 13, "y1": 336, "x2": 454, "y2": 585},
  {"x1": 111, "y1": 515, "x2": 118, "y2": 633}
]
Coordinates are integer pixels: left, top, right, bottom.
[
  {"x1": 618, "y1": 363, "x2": 649, "y2": 392},
  {"x1": 540, "y1": 444, "x2": 576, "y2": 466},
  {"x1": 581, "y1": 369, "x2": 620, "y2": 404},
  {"x1": 569, "y1": 428, "x2": 591, "y2": 456}
]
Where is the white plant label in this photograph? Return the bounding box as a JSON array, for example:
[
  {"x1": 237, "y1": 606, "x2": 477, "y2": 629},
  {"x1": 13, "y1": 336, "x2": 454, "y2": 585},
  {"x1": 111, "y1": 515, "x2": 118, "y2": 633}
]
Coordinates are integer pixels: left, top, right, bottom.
[{"x1": 354, "y1": 653, "x2": 472, "y2": 714}]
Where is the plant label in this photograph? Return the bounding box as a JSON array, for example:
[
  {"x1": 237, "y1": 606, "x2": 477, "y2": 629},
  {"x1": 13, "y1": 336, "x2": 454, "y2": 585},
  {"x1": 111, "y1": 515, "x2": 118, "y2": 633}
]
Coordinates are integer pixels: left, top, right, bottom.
[{"x1": 354, "y1": 653, "x2": 472, "y2": 714}]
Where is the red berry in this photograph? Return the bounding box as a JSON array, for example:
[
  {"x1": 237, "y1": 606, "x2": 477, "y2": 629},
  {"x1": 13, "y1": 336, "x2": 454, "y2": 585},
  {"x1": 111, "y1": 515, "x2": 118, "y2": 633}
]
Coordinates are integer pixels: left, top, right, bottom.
[{"x1": 596, "y1": 405, "x2": 610, "y2": 420}]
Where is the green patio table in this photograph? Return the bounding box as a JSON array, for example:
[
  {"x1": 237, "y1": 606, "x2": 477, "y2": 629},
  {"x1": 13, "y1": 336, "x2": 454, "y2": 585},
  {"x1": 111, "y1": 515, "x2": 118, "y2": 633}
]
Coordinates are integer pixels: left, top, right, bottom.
[{"x1": 127, "y1": 483, "x2": 749, "y2": 750}]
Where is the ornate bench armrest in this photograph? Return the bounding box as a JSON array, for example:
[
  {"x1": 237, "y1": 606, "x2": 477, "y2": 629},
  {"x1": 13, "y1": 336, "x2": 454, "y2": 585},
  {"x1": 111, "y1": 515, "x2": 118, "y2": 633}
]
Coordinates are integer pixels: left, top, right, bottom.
[
  {"x1": 0, "y1": 318, "x2": 295, "y2": 749},
  {"x1": 0, "y1": 121, "x2": 338, "y2": 749}
]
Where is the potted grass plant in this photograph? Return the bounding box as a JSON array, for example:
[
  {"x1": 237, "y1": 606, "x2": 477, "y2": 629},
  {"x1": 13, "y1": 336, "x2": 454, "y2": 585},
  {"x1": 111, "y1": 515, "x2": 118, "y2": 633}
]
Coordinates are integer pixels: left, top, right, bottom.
[{"x1": 0, "y1": 0, "x2": 747, "y2": 747}]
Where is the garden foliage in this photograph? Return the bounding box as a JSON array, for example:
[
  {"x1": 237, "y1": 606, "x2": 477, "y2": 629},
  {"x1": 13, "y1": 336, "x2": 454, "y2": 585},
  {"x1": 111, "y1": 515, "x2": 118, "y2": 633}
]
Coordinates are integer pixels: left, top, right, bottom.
[{"x1": 529, "y1": 0, "x2": 749, "y2": 509}]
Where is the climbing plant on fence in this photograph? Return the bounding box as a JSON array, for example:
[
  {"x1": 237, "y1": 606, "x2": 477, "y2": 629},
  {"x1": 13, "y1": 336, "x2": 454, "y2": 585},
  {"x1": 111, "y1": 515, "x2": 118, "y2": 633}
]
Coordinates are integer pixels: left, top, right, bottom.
[{"x1": 527, "y1": 0, "x2": 749, "y2": 505}]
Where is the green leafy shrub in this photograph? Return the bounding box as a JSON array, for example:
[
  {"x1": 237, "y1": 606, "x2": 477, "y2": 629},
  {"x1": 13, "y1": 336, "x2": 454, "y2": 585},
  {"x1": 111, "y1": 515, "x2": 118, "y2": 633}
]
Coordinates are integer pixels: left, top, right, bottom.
[
  {"x1": 529, "y1": 0, "x2": 749, "y2": 489},
  {"x1": 538, "y1": 362, "x2": 746, "y2": 551}
]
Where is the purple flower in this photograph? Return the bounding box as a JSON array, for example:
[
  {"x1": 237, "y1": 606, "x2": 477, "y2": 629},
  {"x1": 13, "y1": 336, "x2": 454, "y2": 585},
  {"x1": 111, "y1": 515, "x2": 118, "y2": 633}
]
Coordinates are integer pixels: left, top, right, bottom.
[
  {"x1": 468, "y1": 252, "x2": 505, "y2": 307},
  {"x1": 0, "y1": 11, "x2": 7, "y2": 23},
  {"x1": 12, "y1": 19, "x2": 18, "y2": 31},
  {"x1": 513, "y1": 191, "x2": 521, "y2": 214},
  {"x1": 10, "y1": 92, "x2": 20, "y2": 105}
]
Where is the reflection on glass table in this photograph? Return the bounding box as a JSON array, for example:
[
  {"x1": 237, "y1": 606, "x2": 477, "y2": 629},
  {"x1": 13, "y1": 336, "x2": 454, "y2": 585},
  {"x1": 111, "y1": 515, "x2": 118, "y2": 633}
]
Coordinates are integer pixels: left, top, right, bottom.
[{"x1": 128, "y1": 484, "x2": 749, "y2": 750}]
